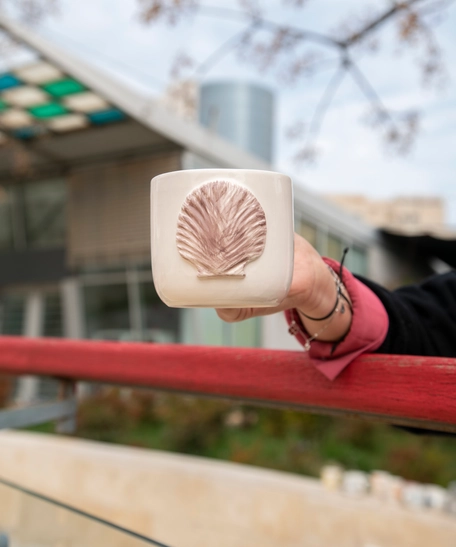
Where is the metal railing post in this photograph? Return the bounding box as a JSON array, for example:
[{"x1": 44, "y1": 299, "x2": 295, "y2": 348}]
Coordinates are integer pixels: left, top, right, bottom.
[{"x1": 56, "y1": 378, "x2": 77, "y2": 434}]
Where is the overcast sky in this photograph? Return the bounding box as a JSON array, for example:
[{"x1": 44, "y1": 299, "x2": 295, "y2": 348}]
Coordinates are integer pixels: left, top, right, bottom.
[{"x1": 22, "y1": 0, "x2": 456, "y2": 223}]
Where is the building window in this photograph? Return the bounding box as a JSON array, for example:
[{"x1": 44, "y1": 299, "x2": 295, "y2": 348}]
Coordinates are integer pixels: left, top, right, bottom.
[
  {"x1": 231, "y1": 317, "x2": 261, "y2": 347},
  {"x1": 296, "y1": 219, "x2": 317, "y2": 248},
  {"x1": 0, "y1": 185, "x2": 14, "y2": 251},
  {"x1": 24, "y1": 179, "x2": 67, "y2": 248},
  {"x1": 139, "y1": 281, "x2": 179, "y2": 343},
  {"x1": 327, "y1": 234, "x2": 343, "y2": 260},
  {"x1": 346, "y1": 246, "x2": 368, "y2": 277},
  {"x1": 182, "y1": 308, "x2": 260, "y2": 348},
  {"x1": 0, "y1": 178, "x2": 66, "y2": 251},
  {"x1": 43, "y1": 292, "x2": 64, "y2": 337},
  {"x1": 81, "y1": 269, "x2": 180, "y2": 343},
  {"x1": 39, "y1": 290, "x2": 64, "y2": 400},
  {"x1": 83, "y1": 283, "x2": 130, "y2": 340},
  {"x1": 0, "y1": 293, "x2": 26, "y2": 335}
]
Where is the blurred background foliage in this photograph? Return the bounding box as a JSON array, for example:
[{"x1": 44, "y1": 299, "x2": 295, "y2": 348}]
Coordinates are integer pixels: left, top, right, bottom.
[{"x1": 33, "y1": 387, "x2": 456, "y2": 487}]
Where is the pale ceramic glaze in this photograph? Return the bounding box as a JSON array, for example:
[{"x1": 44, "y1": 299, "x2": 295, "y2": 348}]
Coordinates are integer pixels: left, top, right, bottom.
[{"x1": 151, "y1": 168, "x2": 294, "y2": 308}]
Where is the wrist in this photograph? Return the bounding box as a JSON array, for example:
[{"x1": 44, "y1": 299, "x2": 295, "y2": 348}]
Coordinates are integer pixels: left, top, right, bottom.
[
  {"x1": 295, "y1": 258, "x2": 337, "y2": 318},
  {"x1": 295, "y1": 260, "x2": 353, "y2": 344}
]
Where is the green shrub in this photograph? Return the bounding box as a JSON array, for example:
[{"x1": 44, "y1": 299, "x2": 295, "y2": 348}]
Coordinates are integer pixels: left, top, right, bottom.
[{"x1": 72, "y1": 389, "x2": 456, "y2": 486}]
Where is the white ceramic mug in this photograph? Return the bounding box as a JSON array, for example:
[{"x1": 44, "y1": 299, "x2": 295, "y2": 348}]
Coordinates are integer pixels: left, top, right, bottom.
[{"x1": 151, "y1": 168, "x2": 294, "y2": 308}]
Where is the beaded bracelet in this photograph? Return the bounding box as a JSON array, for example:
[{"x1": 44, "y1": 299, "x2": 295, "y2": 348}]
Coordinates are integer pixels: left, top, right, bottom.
[
  {"x1": 288, "y1": 249, "x2": 353, "y2": 352},
  {"x1": 299, "y1": 265, "x2": 343, "y2": 321},
  {"x1": 288, "y1": 301, "x2": 344, "y2": 352}
]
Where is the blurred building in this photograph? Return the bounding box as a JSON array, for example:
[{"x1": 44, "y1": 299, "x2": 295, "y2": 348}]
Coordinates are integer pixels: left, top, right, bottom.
[
  {"x1": 199, "y1": 81, "x2": 275, "y2": 163},
  {"x1": 161, "y1": 80, "x2": 275, "y2": 166},
  {"x1": 326, "y1": 194, "x2": 446, "y2": 231},
  {"x1": 0, "y1": 16, "x2": 412, "y2": 400}
]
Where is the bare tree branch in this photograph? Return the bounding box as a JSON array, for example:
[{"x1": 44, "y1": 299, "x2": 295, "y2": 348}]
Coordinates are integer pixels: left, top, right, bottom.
[
  {"x1": 294, "y1": 65, "x2": 346, "y2": 163},
  {"x1": 280, "y1": 54, "x2": 338, "y2": 85},
  {"x1": 195, "y1": 22, "x2": 260, "y2": 76},
  {"x1": 169, "y1": 51, "x2": 195, "y2": 80},
  {"x1": 198, "y1": 5, "x2": 343, "y2": 49},
  {"x1": 342, "y1": 0, "x2": 429, "y2": 46},
  {"x1": 282, "y1": 0, "x2": 309, "y2": 7},
  {"x1": 309, "y1": 66, "x2": 346, "y2": 136},
  {"x1": 395, "y1": 2, "x2": 446, "y2": 87},
  {"x1": 349, "y1": 60, "x2": 419, "y2": 153},
  {"x1": 138, "y1": 0, "x2": 197, "y2": 25},
  {"x1": 0, "y1": 0, "x2": 58, "y2": 23},
  {"x1": 137, "y1": 0, "x2": 452, "y2": 162},
  {"x1": 417, "y1": 0, "x2": 456, "y2": 16},
  {"x1": 238, "y1": 0, "x2": 262, "y2": 19},
  {"x1": 348, "y1": 60, "x2": 397, "y2": 128}
]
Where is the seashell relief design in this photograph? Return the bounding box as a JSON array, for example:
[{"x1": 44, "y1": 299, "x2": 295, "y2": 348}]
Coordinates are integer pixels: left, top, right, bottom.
[{"x1": 176, "y1": 180, "x2": 267, "y2": 278}]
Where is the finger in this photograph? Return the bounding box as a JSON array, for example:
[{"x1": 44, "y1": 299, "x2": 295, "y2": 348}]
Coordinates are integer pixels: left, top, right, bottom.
[
  {"x1": 215, "y1": 308, "x2": 245, "y2": 322},
  {"x1": 216, "y1": 298, "x2": 294, "y2": 323}
]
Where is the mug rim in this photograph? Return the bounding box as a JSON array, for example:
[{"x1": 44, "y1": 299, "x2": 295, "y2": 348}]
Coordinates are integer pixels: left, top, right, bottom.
[{"x1": 151, "y1": 168, "x2": 290, "y2": 183}]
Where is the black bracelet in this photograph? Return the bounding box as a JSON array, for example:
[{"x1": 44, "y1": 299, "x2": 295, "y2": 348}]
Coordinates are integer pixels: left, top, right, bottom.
[
  {"x1": 300, "y1": 277, "x2": 341, "y2": 321},
  {"x1": 299, "y1": 247, "x2": 351, "y2": 322}
]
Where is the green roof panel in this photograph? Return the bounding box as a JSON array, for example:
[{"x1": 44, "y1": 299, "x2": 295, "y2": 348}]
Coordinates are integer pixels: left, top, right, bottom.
[
  {"x1": 42, "y1": 78, "x2": 86, "y2": 97},
  {"x1": 29, "y1": 103, "x2": 68, "y2": 118}
]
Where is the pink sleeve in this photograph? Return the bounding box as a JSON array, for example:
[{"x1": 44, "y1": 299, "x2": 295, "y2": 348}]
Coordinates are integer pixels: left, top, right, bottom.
[{"x1": 284, "y1": 257, "x2": 389, "y2": 380}]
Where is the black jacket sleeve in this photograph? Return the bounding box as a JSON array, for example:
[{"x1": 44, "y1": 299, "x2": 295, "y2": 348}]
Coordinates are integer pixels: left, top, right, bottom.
[{"x1": 356, "y1": 271, "x2": 456, "y2": 357}]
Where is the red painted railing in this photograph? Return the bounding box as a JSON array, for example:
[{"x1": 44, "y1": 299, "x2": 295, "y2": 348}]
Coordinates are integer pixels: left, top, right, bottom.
[{"x1": 1, "y1": 336, "x2": 456, "y2": 433}]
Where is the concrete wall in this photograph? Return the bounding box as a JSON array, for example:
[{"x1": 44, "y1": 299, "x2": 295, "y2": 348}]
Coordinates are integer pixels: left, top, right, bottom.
[
  {"x1": 0, "y1": 431, "x2": 456, "y2": 547},
  {"x1": 326, "y1": 195, "x2": 446, "y2": 231}
]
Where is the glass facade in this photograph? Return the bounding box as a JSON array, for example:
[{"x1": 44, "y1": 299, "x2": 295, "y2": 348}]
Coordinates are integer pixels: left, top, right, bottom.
[
  {"x1": 181, "y1": 309, "x2": 260, "y2": 348},
  {"x1": 199, "y1": 82, "x2": 274, "y2": 163},
  {"x1": 0, "y1": 186, "x2": 13, "y2": 249},
  {"x1": 82, "y1": 270, "x2": 180, "y2": 343},
  {"x1": 295, "y1": 215, "x2": 368, "y2": 276},
  {"x1": 0, "y1": 178, "x2": 66, "y2": 250},
  {"x1": 327, "y1": 234, "x2": 343, "y2": 261},
  {"x1": 42, "y1": 292, "x2": 64, "y2": 337},
  {"x1": 84, "y1": 283, "x2": 130, "y2": 340},
  {"x1": 24, "y1": 179, "x2": 67, "y2": 248},
  {"x1": 0, "y1": 289, "x2": 63, "y2": 400},
  {"x1": 39, "y1": 291, "x2": 64, "y2": 399},
  {"x1": 296, "y1": 219, "x2": 317, "y2": 249},
  {"x1": 0, "y1": 293, "x2": 25, "y2": 335},
  {"x1": 140, "y1": 281, "x2": 180, "y2": 343},
  {"x1": 231, "y1": 317, "x2": 261, "y2": 347},
  {"x1": 345, "y1": 245, "x2": 369, "y2": 277},
  {"x1": 0, "y1": 290, "x2": 63, "y2": 338}
]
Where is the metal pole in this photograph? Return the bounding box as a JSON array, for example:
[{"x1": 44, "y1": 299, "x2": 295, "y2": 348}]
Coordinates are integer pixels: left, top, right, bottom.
[
  {"x1": 16, "y1": 291, "x2": 43, "y2": 404},
  {"x1": 56, "y1": 378, "x2": 77, "y2": 434}
]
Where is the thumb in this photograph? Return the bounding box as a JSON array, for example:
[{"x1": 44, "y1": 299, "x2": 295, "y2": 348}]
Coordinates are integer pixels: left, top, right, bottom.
[
  {"x1": 216, "y1": 308, "x2": 248, "y2": 322},
  {"x1": 216, "y1": 305, "x2": 286, "y2": 322}
]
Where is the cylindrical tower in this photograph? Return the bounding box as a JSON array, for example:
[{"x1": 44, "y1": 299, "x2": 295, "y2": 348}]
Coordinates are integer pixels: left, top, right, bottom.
[{"x1": 199, "y1": 81, "x2": 275, "y2": 163}]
